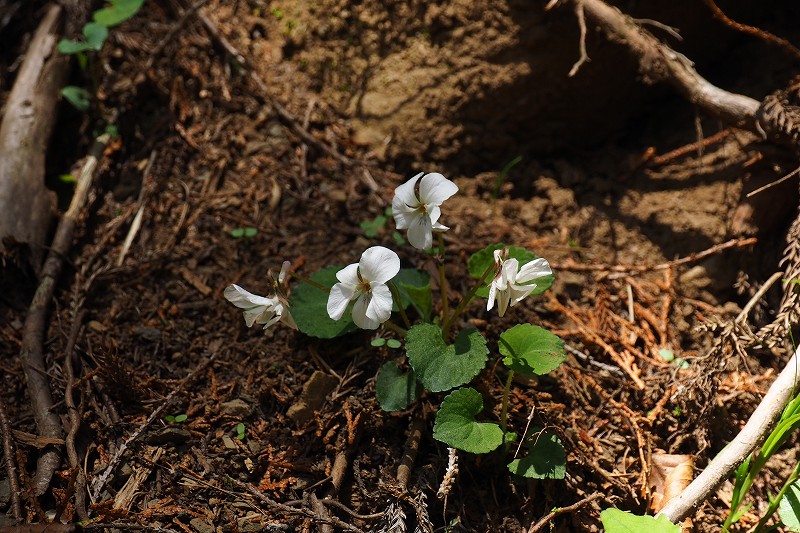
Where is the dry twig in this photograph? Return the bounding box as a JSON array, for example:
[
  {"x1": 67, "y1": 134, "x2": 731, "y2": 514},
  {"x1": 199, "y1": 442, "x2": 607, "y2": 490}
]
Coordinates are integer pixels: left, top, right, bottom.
[
  {"x1": 527, "y1": 492, "x2": 603, "y2": 533},
  {"x1": 0, "y1": 397, "x2": 22, "y2": 522},
  {"x1": 22, "y1": 132, "x2": 111, "y2": 495}
]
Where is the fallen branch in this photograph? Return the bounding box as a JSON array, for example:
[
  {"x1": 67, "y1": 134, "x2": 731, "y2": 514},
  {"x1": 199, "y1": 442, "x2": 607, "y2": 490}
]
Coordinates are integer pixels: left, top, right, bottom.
[
  {"x1": 21, "y1": 131, "x2": 111, "y2": 495},
  {"x1": 552, "y1": 0, "x2": 759, "y2": 130},
  {"x1": 659, "y1": 343, "x2": 800, "y2": 522},
  {"x1": 0, "y1": 4, "x2": 64, "y2": 270}
]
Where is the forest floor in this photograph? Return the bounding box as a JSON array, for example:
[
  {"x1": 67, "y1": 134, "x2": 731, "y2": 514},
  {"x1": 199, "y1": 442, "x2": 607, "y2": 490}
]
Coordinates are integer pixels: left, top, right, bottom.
[{"x1": 1, "y1": 1, "x2": 800, "y2": 532}]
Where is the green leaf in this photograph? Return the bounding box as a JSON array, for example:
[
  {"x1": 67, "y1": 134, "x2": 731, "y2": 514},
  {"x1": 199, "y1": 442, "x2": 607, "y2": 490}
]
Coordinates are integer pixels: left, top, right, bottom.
[
  {"x1": 507, "y1": 429, "x2": 566, "y2": 479},
  {"x1": 779, "y1": 481, "x2": 800, "y2": 532},
  {"x1": 360, "y1": 214, "x2": 386, "y2": 237},
  {"x1": 386, "y1": 339, "x2": 402, "y2": 349},
  {"x1": 600, "y1": 509, "x2": 681, "y2": 533},
  {"x1": 393, "y1": 269, "x2": 431, "y2": 321},
  {"x1": 289, "y1": 266, "x2": 357, "y2": 338},
  {"x1": 467, "y1": 243, "x2": 554, "y2": 298},
  {"x1": 59, "y1": 174, "x2": 76, "y2": 184},
  {"x1": 406, "y1": 324, "x2": 488, "y2": 392},
  {"x1": 499, "y1": 324, "x2": 566, "y2": 377},
  {"x1": 93, "y1": 0, "x2": 147, "y2": 27},
  {"x1": 371, "y1": 338, "x2": 386, "y2": 347},
  {"x1": 164, "y1": 415, "x2": 175, "y2": 423},
  {"x1": 174, "y1": 414, "x2": 187, "y2": 423},
  {"x1": 433, "y1": 388, "x2": 503, "y2": 454},
  {"x1": 230, "y1": 227, "x2": 257, "y2": 238},
  {"x1": 376, "y1": 361, "x2": 421, "y2": 412},
  {"x1": 61, "y1": 86, "x2": 91, "y2": 111},
  {"x1": 83, "y1": 22, "x2": 109, "y2": 50},
  {"x1": 57, "y1": 39, "x2": 94, "y2": 55}
]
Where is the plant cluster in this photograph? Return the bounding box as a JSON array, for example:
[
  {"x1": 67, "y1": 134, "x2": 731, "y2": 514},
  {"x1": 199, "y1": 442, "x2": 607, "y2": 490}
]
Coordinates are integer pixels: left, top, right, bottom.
[
  {"x1": 57, "y1": 0, "x2": 146, "y2": 111},
  {"x1": 224, "y1": 171, "x2": 568, "y2": 478}
]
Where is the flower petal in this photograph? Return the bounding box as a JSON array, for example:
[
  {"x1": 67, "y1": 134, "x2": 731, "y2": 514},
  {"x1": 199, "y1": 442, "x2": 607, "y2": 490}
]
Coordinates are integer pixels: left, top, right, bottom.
[
  {"x1": 359, "y1": 246, "x2": 400, "y2": 284},
  {"x1": 487, "y1": 282, "x2": 497, "y2": 311},
  {"x1": 501, "y1": 258, "x2": 519, "y2": 286},
  {"x1": 406, "y1": 213, "x2": 433, "y2": 249},
  {"x1": 243, "y1": 305, "x2": 272, "y2": 327},
  {"x1": 419, "y1": 173, "x2": 458, "y2": 205},
  {"x1": 509, "y1": 283, "x2": 536, "y2": 306},
  {"x1": 280, "y1": 307, "x2": 298, "y2": 330},
  {"x1": 335, "y1": 263, "x2": 360, "y2": 285},
  {"x1": 496, "y1": 287, "x2": 511, "y2": 317},
  {"x1": 352, "y1": 294, "x2": 381, "y2": 330},
  {"x1": 393, "y1": 172, "x2": 423, "y2": 211},
  {"x1": 515, "y1": 258, "x2": 553, "y2": 284},
  {"x1": 224, "y1": 284, "x2": 274, "y2": 309},
  {"x1": 365, "y1": 283, "x2": 393, "y2": 323},
  {"x1": 393, "y1": 206, "x2": 422, "y2": 231},
  {"x1": 327, "y1": 282, "x2": 356, "y2": 320}
]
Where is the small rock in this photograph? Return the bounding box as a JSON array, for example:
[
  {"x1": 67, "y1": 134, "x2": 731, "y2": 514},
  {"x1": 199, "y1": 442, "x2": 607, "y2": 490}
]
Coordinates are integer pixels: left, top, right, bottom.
[
  {"x1": 221, "y1": 399, "x2": 251, "y2": 417},
  {"x1": 222, "y1": 435, "x2": 237, "y2": 450},
  {"x1": 190, "y1": 518, "x2": 215, "y2": 533},
  {"x1": 143, "y1": 427, "x2": 191, "y2": 445},
  {"x1": 287, "y1": 371, "x2": 339, "y2": 423}
]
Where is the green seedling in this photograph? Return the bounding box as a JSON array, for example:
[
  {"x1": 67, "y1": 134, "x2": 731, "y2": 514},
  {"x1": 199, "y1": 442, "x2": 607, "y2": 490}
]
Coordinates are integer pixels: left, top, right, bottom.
[
  {"x1": 230, "y1": 227, "x2": 258, "y2": 238},
  {"x1": 58, "y1": 0, "x2": 146, "y2": 110},
  {"x1": 235, "y1": 422, "x2": 246, "y2": 441},
  {"x1": 164, "y1": 413, "x2": 187, "y2": 424},
  {"x1": 492, "y1": 155, "x2": 522, "y2": 200}
]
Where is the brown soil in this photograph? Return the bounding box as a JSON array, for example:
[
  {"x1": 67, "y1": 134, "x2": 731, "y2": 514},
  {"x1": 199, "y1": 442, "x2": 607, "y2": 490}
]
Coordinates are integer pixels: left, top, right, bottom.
[{"x1": 2, "y1": 1, "x2": 800, "y2": 532}]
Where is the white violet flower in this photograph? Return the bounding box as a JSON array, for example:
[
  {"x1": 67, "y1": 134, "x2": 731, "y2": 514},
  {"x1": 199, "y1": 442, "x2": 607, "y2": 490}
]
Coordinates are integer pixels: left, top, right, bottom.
[
  {"x1": 224, "y1": 263, "x2": 297, "y2": 331},
  {"x1": 327, "y1": 246, "x2": 400, "y2": 330},
  {"x1": 392, "y1": 172, "x2": 459, "y2": 250},
  {"x1": 487, "y1": 249, "x2": 552, "y2": 317}
]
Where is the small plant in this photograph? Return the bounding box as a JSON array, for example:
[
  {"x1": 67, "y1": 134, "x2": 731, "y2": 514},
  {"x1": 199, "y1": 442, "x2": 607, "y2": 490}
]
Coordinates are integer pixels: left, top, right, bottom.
[
  {"x1": 492, "y1": 155, "x2": 522, "y2": 200},
  {"x1": 230, "y1": 227, "x2": 258, "y2": 239},
  {"x1": 235, "y1": 422, "x2": 246, "y2": 441},
  {"x1": 164, "y1": 413, "x2": 187, "y2": 424},
  {"x1": 58, "y1": 0, "x2": 146, "y2": 110},
  {"x1": 224, "y1": 171, "x2": 567, "y2": 481}
]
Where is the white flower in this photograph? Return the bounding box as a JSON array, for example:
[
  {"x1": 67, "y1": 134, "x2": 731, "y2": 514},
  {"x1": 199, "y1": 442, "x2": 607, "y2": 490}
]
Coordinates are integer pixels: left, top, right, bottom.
[
  {"x1": 392, "y1": 172, "x2": 459, "y2": 249},
  {"x1": 487, "y1": 250, "x2": 552, "y2": 317},
  {"x1": 326, "y1": 246, "x2": 400, "y2": 330},
  {"x1": 224, "y1": 284, "x2": 297, "y2": 331}
]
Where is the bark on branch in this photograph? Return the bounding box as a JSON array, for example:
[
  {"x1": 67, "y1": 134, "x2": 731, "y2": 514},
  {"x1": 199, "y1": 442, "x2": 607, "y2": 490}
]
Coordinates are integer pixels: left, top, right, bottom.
[
  {"x1": 557, "y1": 0, "x2": 760, "y2": 130},
  {"x1": 0, "y1": 4, "x2": 66, "y2": 271}
]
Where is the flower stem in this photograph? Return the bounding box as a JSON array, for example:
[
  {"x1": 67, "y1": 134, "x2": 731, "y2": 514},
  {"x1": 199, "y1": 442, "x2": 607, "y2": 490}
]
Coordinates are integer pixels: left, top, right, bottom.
[
  {"x1": 291, "y1": 273, "x2": 329, "y2": 292},
  {"x1": 437, "y1": 232, "x2": 450, "y2": 324},
  {"x1": 387, "y1": 282, "x2": 411, "y2": 329},
  {"x1": 500, "y1": 370, "x2": 514, "y2": 436},
  {"x1": 382, "y1": 320, "x2": 407, "y2": 337},
  {"x1": 441, "y1": 262, "x2": 495, "y2": 339}
]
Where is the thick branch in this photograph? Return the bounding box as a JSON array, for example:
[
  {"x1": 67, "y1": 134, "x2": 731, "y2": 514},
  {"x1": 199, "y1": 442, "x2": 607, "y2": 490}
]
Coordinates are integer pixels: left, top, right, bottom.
[
  {"x1": 0, "y1": 4, "x2": 65, "y2": 270},
  {"x1": 659, "y1": 344, "x2": 800, "y2": 522},
  {"x1": 562, "y1": 0, "x2": 760, "y2": 130}
]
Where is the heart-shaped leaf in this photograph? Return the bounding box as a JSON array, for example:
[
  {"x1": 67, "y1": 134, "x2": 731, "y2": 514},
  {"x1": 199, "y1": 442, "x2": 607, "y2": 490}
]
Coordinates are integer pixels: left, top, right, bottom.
[
  {"x1": 93, "y1": 0, "x2": 146, "y2": 27},
  {"x1": 83, "y1": 22, "x2": 109, "y2": 50},
  {"x1": 61, "y1": 86, "x2": 91, "y2": 111},
  {"x1": 433, "y1": 388, "x2": 503, "y2": 454},
  {"x1": 289, "y1": 266, "x2": 357, "y2": 338},
  {"x1": 468, "y1": 243, "x2": 554, "y2": 298},
  {"x1": 507, "y1": 429, "x2": 566, "y2": 479},
  {"x1": 599, "y1": 509, "x2": 680, "y2": 533},
  {"x1": 406, "y1": 324, "x2": 488, "y2": 392},
  {"x1": 375, "y1": 361, "x2": 421, "y2": 412},
  {"x1": 392, "y1": 269, "x2": 431, "y2": 321},
  {"x1": 499, "y1": 324, "x2": 566, "y2": 377}
]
